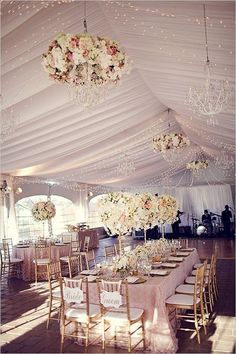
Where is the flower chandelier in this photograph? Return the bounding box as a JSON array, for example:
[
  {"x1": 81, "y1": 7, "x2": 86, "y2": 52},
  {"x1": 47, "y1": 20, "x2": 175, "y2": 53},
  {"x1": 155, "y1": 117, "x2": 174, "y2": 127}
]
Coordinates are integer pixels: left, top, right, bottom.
[
  {"x1": 186, "y1": 160, "x2": 209, "y2": 173},
  {"x1": 186, "y1": 5, "x2": 231, "y2": 121},
  {"x1": 42, "y1": 2, "x2": 131, "y2": 108},
  {"x1": 153, "y1": 132, "x2": 190, "y2": 163}
]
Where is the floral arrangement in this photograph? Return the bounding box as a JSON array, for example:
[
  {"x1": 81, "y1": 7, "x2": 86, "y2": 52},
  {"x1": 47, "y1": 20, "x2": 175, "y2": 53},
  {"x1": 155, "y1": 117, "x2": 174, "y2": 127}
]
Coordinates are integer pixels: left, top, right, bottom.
[
  {"x1": 98, "y1": 192, "x2": 137, "y2": 236},
  {"x1": 134, "y1": 193, "x2": 159, "y2": 230},
  {"x1": 66, "y1": 224, "x2": 79, "y2": 232},
  {"x1": 153, "y1": 133, "x2": 190, "y2": 153},
  {"x1": 42, "y1": 32, "x2": 131, "y2": 88},
  {"x1": 155, "y1": 195, "x2": 179, "y2": 225},
  {"x1": 32, "y1": 201, "x2": 56, "y2": 222},
  {"x1": 186, "y1": 160, "x2": 209, "y2": 171}
]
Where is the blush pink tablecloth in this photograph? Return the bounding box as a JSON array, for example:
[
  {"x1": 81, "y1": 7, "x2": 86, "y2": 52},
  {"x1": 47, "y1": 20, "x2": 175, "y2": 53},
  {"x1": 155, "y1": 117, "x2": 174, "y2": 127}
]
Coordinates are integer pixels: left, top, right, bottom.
[
  {"x1": 12, "y1": 244, "x2": 71, "y2": 281},
  {"x1": 74, "y1": 249, "x2": 200, "y2": 353}
]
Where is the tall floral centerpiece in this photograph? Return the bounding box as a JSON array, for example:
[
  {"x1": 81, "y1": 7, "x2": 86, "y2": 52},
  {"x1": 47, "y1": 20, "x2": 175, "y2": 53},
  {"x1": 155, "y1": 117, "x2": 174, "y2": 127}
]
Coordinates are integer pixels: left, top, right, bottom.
[
  {"x1": 155, "y1": 195, "x2": 179, "y2": 238},
  {"x1": 134, "y1": 193, "x2": 159, "y2": 243},
  {"x1": 31, "y1": 201, "x2": 56, "y2": 238},
  {"x1": 98, "y1": 192, "x2": 136, "y2": 253}
]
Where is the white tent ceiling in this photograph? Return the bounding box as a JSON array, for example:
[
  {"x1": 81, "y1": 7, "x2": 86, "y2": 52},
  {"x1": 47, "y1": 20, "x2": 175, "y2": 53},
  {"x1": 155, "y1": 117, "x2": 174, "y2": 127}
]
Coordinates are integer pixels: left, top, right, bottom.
[{"x1": 1, "y1": 0, "x2": 235, "y2": 191}]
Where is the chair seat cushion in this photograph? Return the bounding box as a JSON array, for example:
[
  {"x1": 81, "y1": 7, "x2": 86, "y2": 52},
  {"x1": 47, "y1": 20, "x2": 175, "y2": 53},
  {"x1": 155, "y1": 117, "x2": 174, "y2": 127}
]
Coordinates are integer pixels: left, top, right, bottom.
[
  {"x1": 65, "y1": 304, "x2": 100, "y2": 322},
  {"x1": 176, "y1": 284, "x2": 194, "y2": 294},
  {"x1": 185, "y1": 276, "x2": 196, "y2": 284},
  {"x1": 60, "y1": 256, "x2": 69, "y2": 262},
  {"x1": 3, "y1": 258, "x2": 23, "y2": 264},
  {"x1": 166, "y1": 294, "x2": 200, "y2": 306},
  {"x1": 104, "y1": 307, "x2": 144, "y2": 322},
  {"x1": 33, "y1": 258, "x2": 50, "y2": 264},
  {"x1": 194, "y1": 263, "x2": 210, "y2": 269},
  {"x1": 52, "y1": 290, "x2": 61, "y2": 299}
]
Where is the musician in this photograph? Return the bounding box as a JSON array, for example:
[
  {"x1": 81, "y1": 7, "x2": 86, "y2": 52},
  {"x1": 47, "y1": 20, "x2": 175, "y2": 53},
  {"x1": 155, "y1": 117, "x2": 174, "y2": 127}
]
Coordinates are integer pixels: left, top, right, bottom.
[
  {"x1": 172, "y1": 210, "x2": 184, "y2": 236},
  {"x1": 221, "y1": 205, "x2": 232, "y2": 237},
  {"x1": 201, "y1": 209, "x2": 213, "y2": 235}
]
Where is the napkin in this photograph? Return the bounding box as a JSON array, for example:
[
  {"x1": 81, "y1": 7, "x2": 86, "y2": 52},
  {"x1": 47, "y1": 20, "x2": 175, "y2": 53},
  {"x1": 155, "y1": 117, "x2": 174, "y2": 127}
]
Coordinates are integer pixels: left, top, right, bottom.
[
  {"x1": 176, "y1": 252, "x2": 189, "y2": 256},
  {"x1": 126, "y1": 276, "x2": 139, "y2": 283},
  {"x1": 162, "y1": 262, "x2": 177, "y2": 268},
  {"x1": 168, "y1": 256, "x2": 184, "y2": 262},
  {"x1": 150, "y1": 269, "x2": 168, "y2": 276}
]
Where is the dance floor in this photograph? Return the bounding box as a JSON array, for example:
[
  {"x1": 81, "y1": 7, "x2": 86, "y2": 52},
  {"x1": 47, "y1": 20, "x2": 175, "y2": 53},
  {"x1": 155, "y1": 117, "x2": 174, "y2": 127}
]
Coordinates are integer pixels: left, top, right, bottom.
[{"x1": 1, "y1": 236, "x2": 235, "y2": 354}]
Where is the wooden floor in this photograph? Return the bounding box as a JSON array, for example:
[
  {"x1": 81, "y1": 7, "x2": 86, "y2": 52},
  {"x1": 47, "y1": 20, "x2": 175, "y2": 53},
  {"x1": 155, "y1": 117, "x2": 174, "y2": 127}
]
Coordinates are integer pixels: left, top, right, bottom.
[{"x1": 1, "y1": 236, "x2": 235, "y2": 354}]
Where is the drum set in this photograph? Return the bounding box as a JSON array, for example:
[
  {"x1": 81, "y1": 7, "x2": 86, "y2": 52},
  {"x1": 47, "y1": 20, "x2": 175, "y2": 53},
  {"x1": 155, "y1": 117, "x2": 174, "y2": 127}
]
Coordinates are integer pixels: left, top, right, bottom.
[{"x1": 192, "y1": 212, "x2": 222, "y2": 237}]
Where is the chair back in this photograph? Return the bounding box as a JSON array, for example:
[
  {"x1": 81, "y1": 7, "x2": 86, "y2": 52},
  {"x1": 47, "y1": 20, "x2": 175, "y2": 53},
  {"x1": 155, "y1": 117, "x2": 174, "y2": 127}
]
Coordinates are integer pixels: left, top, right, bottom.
[
  {"x1": 97, "y1": 279, "x2": 130, "y2": 320},
  {"x1": 87, "y1": 250, "x2": 96, "y2": 269},
  {"x1": 179, "y1": 238, "x2": 188, "y2": 248},
  {"x1": 82, "y1": 236, "x2": 90, "y2": 252},
  {"x1": 70, "y1": 241, "x2": 81, "y2": 256},
  {"x1": 2, "y1": 238, "x2": 13, "y2": 255},
  {"x1": 1, "y1": 242, "x2": 10, "y2": 262},
  {"x1": 60, "y1": 277, "x2": 90, "y2": 315},
  {"x1": 34, "y1": 243, "x2": 51, "y2": 262},
  {"x1": 47, "y1": 261, "x2": 62, "y2": 292},
  {"x1": 194, "y1": 264, "x2": 205, "y2": 307},
  {"x1": 104, "y1": 246, "x2": 116, "y2": 260}
]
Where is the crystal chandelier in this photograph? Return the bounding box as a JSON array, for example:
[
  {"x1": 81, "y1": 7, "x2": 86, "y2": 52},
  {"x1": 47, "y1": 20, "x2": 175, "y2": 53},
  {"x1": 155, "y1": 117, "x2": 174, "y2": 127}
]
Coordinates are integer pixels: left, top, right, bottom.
[
  {"x1": 186, "y1": 5, "x2": 231, "y2": 120},
  {"x1": 0, "y1": 96, "x2": 17, "y2": 143},
  {"x1": 214, "y1": 151, "x2": 234, "y2": 171},
  {"x1": 116, "y1": 154, "x2": 135, "y2": 177},
  {"x1": 42, "y1": 2, "x2": 131, "y2": 108}
]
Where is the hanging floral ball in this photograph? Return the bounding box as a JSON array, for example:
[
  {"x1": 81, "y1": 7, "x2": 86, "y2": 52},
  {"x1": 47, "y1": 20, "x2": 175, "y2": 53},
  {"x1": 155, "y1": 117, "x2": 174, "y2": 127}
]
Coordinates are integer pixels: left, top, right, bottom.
[
  {"x1": 153, "y1": 133, "x2": 190, "y2": 153},
  {"x1": 186, "y1": 160, "x2": 209, "y2": 170},
  {"x1": 42, "y1": 32, "x2": 132, "y2": 87},
  {"x1": 32, "y1": 201, "x2": 56, "y2": 222}
]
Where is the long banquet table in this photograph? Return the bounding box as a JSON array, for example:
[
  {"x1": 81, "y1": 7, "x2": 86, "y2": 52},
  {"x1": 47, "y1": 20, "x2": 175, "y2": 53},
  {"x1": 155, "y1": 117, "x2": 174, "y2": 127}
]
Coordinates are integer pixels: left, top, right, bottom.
[
  {"x1": 72, "y1": 249, "x2": 200, "y2": 353},
  {"x1": 12, "y1": 244, "x2": 71, "y2": 281}
]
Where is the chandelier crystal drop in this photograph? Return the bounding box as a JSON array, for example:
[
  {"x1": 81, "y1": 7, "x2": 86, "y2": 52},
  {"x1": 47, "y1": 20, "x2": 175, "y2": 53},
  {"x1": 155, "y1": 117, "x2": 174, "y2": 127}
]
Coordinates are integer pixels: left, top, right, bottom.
[
  {"x1": 214, "y1": 151, "x2": 234, "y2": 171},
  {"x1": 186, "y1": 5, "x2": 231, "y2": 120},
  {"x1": 42, "y1": 2, "x2": 131, "y2": 108}
]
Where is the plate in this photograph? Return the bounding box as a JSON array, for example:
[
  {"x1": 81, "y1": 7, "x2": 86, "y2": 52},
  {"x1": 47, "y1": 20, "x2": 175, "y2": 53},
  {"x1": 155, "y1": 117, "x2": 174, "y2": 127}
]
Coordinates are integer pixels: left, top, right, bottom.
[
  {"x1": 150, "y1": 269, "x2": 168, "y2": 276},
  {"x1": 161, "y1": 262, "x2": 177, "y2": 268},
  {"x1": 152, "y1": 262, "x2": 162, "y2": 268},
  {"x1": 181, "y1": 248, "x2": 195, "y2": 252},
  {"x1": 81, "y1": 269, "x2": 99, "y2": 276},
  {"x1": 176, "y1": 252, "x2": 190, "y2": 256},
  {"x1": 17, "y1": 245, "x2": 30, "y2": 248},
  {"x1": 127, "y1": 277, "x2": 146, "y2": 284},
  {"x1": 54, "y1": 243, "x2": 65, "y2": 246},
  {"x1": 168, "y1": 256, "x2": 184, "y2": 262}
]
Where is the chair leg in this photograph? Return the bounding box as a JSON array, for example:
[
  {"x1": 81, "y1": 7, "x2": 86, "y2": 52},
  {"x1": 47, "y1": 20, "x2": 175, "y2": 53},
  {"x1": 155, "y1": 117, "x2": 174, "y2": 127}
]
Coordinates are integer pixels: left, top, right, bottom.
[
  {"x1": 128, "y1": 324, "x2": 131, "y2": 353},
  {"x1": 141, "y1": 317, "x2": 146, "y2": 350},
  {"x1": 47, "y1": 297, "x2": 52, "y2": 329},
  {"x1": 85, "y1": 255, "x2": 89, "y2": 270},
  {"x1": 203, "y1": 291, "x2": 209, "y2": 321},
  {"x1": 68, "y1": 260, "x2": 72, "y2": 278},
  {"x1": 35, "y1": 265, "x2": 38, "y2": 286},
  {"x1": 200, "y1": 299, "x2": 207, "y2": 334},
  {"x1": 85, "y1": 323, "x2": 89, "y2": 348},
  {"x1": 60, "y1": 322, "x2": 65, "y2": 353},
  {"x1": 194, "y1": 308, "x2": 200, "y2": 344},
  {"x1": 102, "y1": 319, "x2": 105, "y2": 350}
]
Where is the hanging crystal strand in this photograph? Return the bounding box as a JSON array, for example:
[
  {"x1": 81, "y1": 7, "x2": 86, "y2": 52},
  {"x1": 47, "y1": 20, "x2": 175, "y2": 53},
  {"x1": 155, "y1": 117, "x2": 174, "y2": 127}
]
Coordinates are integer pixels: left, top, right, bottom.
[{"x1": 47, "y1": 185, "x2": 53, "y2": 238}]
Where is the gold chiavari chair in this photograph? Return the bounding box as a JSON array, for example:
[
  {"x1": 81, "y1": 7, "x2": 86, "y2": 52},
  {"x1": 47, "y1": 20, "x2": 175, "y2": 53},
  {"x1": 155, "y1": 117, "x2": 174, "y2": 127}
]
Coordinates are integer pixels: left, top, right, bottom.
[
  {"x1": 0, "y1": 242, "x2": 23, "y2": 279},
  {"x1": 97, "y1": 279, "x2": 145, "y2": 352},
  {"x1": 59, "y1": 277, "x2": 101, "y2": 353},
  {"x1": 179, "y1": 238, "x2": 189, "y2": 249},
  {"x1": 80, "y1": 236, "x2": 90, "y2": 271},
  {"x1": 166, "y1": 265, "x2": 206, "y2": 344},
  {"x1": 46, "y1": 261, "x2": 62, "y2": 329},
  {"x1": 33, "y1": 242, "x2": 51, "y2": 285},
  {"x1": 175, "y1": 260, "x2": 209, "y2": 321},
  {"x1": 104, "y1": 245, "x2": 117, "y2": 262},
  {"x1": 60, "y1": 241, "x2": 81, "y2": 278}
]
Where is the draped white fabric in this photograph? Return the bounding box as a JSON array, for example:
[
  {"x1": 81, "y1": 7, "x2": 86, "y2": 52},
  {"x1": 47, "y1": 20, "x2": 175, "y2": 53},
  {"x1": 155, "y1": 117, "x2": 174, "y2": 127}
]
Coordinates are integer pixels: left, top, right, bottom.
[{"x1": 1, "y1": 1, "x2": 235, "y2": 190}]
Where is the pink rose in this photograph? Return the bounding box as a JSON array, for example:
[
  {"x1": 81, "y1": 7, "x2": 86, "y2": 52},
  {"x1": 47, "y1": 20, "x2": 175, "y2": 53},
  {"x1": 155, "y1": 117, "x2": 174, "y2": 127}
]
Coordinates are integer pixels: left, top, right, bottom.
[{"x1": 67, "y1": 52, "x2": 73, "y2": 61}]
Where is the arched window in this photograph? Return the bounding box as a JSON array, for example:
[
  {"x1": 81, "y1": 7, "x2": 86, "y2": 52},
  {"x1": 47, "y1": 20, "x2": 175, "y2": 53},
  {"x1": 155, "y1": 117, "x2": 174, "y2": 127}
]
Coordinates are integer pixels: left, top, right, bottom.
[
  {"x1": 15, "y1": 195, "x2": 76, "y2": 240},
  {"x1": 88, "y1": 194, "x2": 107, "y2": 228}
]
